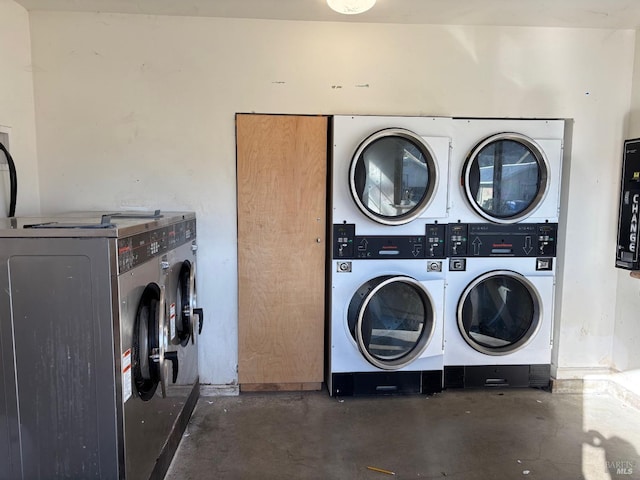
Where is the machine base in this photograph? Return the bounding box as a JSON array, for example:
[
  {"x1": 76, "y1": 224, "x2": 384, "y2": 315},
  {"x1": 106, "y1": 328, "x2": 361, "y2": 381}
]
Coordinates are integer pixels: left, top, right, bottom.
[
  {"x1": 150, "y1": 379, "x2": 200, "y2": 480},
  {"x1": 444, "y1": 365, "x2": 551, "y2": 389},
  {"x1": 331, "y1": 370, "x2": 443, "y2": 396}
]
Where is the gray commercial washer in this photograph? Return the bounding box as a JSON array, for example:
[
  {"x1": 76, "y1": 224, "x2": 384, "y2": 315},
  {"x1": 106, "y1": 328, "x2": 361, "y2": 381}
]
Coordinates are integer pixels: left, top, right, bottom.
[{"x1": 0, "y1": 211, "x2": 202, "y2": 479}]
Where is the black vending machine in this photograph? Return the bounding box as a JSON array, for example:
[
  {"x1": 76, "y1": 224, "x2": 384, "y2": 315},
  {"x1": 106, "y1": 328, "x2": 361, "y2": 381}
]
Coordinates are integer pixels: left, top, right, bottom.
[{"x1": 616, "y1": 138, "x2": 640, "y2": 270}]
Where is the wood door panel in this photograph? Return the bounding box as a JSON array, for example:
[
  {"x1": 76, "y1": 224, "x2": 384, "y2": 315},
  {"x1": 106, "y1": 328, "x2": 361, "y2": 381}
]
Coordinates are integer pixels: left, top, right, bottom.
[{"x1": 236, "y1": 114, "x2": 327, "y2": 387}]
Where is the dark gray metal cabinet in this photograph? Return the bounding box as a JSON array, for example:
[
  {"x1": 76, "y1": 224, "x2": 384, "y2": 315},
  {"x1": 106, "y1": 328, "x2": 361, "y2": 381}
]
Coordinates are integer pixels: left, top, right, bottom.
[{"x1": 0, "y1": 237, "x2": 121, "y2": 479}]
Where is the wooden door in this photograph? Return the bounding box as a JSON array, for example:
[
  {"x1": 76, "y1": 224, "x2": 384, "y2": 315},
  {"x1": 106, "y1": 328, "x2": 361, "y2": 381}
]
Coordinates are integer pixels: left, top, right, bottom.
[{"x1": 236, "y1": 114, "x2": 327, "y2": 391}]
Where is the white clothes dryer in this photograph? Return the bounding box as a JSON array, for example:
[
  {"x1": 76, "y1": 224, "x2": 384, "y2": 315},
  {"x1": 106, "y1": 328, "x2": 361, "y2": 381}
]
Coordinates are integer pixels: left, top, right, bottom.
[
  {"x1": 332, "y1": 115, "x2": 453, "y2": 235},
  {"x1": 449, "y1": 118, "x2": 565, "y2": 224},
  {"x1": 443, "y1": 223, "x2": 557, "y2": 389},
  {"x1": 329, "y1": 224, "x2": 447, "y2": 396}
]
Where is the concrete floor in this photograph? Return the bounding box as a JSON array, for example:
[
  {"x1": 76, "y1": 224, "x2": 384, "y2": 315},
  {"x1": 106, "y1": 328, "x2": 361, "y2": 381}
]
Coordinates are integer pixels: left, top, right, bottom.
[{"x1": 165, "y1": 389, "x2": 640, "y2": 480}]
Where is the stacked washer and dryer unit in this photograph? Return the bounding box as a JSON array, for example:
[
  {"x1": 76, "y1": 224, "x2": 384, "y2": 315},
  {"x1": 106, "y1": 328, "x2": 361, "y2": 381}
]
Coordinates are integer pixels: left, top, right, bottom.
[
  {"x1": 0, "y1": 211, "x2": 203, "y2": 479},
  {"x1": 444, "y1": 119, "x2": 565, "y2": 389},
  {"x1": 328, "y1": 116, "x2": 565, "y2": 395},
  {"x1": 328, "y1": 115, "x2": 453, "y2": 396}
]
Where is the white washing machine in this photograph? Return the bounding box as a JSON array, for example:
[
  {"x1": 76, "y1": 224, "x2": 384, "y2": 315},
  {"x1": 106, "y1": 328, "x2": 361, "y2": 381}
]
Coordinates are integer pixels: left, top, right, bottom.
[
  {"x1": 332, "y1": 115, "x2": 453, "y2": 235},
  {"x1": 449, "y1": 118, "x2": 565, "y2": 224},
  {"x1": 443, "y1": 223, "x2": 557, "y2": 389},
  {"x1": 328, "y1": 224, "x2": 447, "y2": 396}
]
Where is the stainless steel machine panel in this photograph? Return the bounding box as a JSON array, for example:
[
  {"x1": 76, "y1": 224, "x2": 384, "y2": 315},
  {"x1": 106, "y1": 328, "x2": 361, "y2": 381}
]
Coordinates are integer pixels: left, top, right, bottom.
[{"x1": 0, "y1": 237, "x2": 119, "y2": 479}]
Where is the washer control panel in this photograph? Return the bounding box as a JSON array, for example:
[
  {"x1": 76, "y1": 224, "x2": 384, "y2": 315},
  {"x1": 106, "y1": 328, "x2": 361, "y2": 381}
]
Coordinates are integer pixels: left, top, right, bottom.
[
  {"x1": 118, "y1": 219, "x2": 196, "y2": 273},
  {"x1": 333, "y1": 223, "x2": 446, "y2": 259},
  {"x1": 446, "y1": 223, "x2": 558, "y2": 258}
]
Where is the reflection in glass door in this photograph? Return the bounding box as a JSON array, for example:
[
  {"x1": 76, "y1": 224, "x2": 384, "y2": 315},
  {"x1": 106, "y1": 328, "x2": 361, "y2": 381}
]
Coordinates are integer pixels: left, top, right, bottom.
[
  {"x1": 348, "y1": 276, "x2": 436, "y2": 369},
  {"x1": 350, "y1": 129, "x2": 438, "y2": 225},
  {"x1": 457, "y1": 270, "x2": 542, "y2": 355},
  {"x1": 463, "y1": 133, "x2": 549, "y2": 223}
]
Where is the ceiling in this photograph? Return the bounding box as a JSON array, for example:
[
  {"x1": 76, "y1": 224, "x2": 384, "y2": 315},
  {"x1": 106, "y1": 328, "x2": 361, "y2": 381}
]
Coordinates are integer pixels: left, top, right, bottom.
[{"x1": 12, "y1": 0, "x2": 640, "y2": 29}]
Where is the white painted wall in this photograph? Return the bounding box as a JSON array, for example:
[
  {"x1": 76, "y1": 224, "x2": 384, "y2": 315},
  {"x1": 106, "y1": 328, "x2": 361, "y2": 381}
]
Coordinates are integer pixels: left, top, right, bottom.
[
  {"x1": 612, "y1": 31, "x2": 640, "y2": 374},
  {"x1": 0, "y1": 0, "x2": 40, "y2": 215},
  {"x1": 27, "y1": 11, "x2": 635, "y2": 386}
]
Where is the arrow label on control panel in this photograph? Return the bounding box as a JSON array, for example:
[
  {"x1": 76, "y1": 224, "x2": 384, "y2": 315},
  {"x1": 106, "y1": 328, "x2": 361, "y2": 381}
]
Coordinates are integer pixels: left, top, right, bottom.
[
  {"x1": 472, "y1": 237, "x2": 482, "y2": 256},
  {"x1": 523, "y1": 236, "x2": 533, "y2": 255},
  {"x1": 358, "y1": 239, "x2": 368, "y2": 251}
]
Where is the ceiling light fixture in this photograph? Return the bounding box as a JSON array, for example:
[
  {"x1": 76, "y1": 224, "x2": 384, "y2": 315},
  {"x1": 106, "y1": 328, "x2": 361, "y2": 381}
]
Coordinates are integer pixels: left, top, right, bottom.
[{"x1": 327, "y1": 0, "x2": 376, "y2": 15}]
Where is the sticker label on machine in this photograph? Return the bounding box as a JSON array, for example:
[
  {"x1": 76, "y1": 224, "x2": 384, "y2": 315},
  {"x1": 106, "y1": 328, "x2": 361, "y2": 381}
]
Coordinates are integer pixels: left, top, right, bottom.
[
  {"x1": 122, "y1": 349, "x2": 132, "y2": 403},
  {"x1": 170, "y1": 303, "x2": 176, "y2": 339}
]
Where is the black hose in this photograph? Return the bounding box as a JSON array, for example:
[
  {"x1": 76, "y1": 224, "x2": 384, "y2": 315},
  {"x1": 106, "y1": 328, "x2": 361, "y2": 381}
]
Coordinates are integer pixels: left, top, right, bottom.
[{"x1": 0, "y1": 141, "x2": 17, "y2": 217}]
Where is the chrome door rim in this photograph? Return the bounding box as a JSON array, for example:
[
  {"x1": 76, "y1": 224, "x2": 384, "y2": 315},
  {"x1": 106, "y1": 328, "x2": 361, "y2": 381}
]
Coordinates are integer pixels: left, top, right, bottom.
[
  {"x1": 133, "y1": 282, "x2": 163, "y2": 401},
  {"x1": 349, "y1": 128, "x2": 439, "y2": 225},
  {"x1": 158, "y1": 284, "x2": 168, "y2": 397},
  {"x1": 456, "y1": 270, "x2": 543, "y2": 355},
  {"x1": 462, "y1": 132, "x2": 550, "y2": 224},
  {"x1": 189, "y1": 259, "x2": 196, "y2": 344},
  {"x1": 354, "y1": 275, "x2": 436, "y2": 370}
]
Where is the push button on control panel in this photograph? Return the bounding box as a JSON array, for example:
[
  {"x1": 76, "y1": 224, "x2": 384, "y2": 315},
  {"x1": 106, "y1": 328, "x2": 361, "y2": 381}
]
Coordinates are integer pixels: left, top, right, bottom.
[
  {"x1": 536, "y1": 258, "x2": 553, "y2": 271},
  {"x1": 537, "y1": 224, "x2": 558, "y2": 257},
  {"x1": 446, "y1": 224, "x2": 468, "y2": 257},
  {"x1": 426, "y1": 224, "x2": 446, "y2": 258},
  {"x1": 449, "y1": 258, "x2": 467, "y2": 271},
  {"x1": 333, "y1": 224, "x2": 355, "y2": 258}
]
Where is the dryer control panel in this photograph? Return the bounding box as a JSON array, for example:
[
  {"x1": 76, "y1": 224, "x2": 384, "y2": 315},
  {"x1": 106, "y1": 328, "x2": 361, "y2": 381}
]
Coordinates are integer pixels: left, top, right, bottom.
[
  {"x1": 446, "y1": 223, "x2": 557, "y2": 258},
  {"x1": 333, "y1": 223, "x2": 446, "y2": 259}
]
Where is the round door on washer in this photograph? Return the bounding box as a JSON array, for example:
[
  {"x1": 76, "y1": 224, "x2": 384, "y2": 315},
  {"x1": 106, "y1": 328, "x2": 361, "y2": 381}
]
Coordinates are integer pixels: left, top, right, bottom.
[
  {"x1": 132, "y1": 283, "x2": 163, "y2": 401},
  {"x1": 350, "y1": 128, "x2": 439, "y2": 225},
  {"x1": 463, "y1": 133, "x2": 550, "y2": 223},
  {"x1": 457, "y1": 270, "x2": 542, "y2": 355},
  {"x1": 176, "y1": 260, "x2": 195, "y2": 347},
  {"x1": 132, "y1": 282, "x2": 178, "y2": 401},
  {"x1": 347, "y1": 275, "x2": 436, "y2": 370}
]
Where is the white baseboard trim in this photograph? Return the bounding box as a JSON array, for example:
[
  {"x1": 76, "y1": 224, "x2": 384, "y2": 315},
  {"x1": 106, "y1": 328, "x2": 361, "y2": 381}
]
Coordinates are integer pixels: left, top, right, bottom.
[
  {"x1": 552, "y1": 368, "x2": 640, "y2": 411},
  {"x1": 199, "y1": 384, "x2": 240, "y2": 397},
  {"x1": 552, "y1": 366, "x2": 615, "y2": 380}
]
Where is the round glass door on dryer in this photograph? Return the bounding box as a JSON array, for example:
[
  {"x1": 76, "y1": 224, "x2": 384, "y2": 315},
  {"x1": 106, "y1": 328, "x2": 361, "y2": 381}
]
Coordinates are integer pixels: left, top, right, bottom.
[
  {"x1": 332, "y1": 115, "x2": 453, "y2": 235},
  {"x1": 458, "y1": 270, "x2": 543, "y2": 356},
  {"x1": 450, "y1": 119, "x2": 565, "y2": 224},
  {"x1": 328, "y1": 259, "x2": 445, "y2": 391},
  {"x1": 443, "y1": 257, "x2": 554, "y2": 369},
  {"x1": 348, "y1": 275, "x2": 437, "y2": 370}
]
